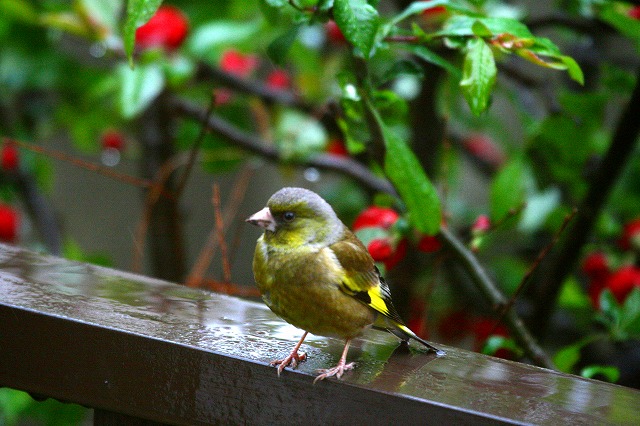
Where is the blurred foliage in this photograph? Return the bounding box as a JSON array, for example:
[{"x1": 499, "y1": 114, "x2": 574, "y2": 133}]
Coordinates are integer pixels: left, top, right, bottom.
[
  {"x1": 0, "y1": 388, "x2": 88, "y2": 426},
  {"x1": 1, "y1": 0, "x2": 640, "y2": 421}
]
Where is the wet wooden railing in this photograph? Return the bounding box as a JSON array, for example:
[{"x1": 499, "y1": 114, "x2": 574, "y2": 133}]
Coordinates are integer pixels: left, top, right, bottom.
[{"x1": 1, "y1": 244, "x2": 639, "y2": 425}]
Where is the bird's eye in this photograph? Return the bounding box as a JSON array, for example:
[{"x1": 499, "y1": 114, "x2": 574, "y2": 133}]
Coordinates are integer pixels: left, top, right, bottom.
[{"x1": 283, "y1": 211, "x2": 295, "y2": 222}]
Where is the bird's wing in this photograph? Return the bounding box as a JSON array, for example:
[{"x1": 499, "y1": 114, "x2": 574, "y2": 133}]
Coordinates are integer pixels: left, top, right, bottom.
[
  {"x1": 329, "y1": 232, "x2": 406, "y2": 326},
  {"x1": 330, "y1": 231, "x2": 443, "y2": 354}
]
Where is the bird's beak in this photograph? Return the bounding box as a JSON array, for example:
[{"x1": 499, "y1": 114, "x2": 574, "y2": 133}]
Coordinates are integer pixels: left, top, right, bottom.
[{"x1": 246, "y1": 207, "x2": 276, "y2": 232}]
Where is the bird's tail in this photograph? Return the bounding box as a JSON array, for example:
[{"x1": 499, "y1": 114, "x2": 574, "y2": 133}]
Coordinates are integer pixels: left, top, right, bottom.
[{"x1": 378, "y1": 317, "x2": 445, "y2": 356}]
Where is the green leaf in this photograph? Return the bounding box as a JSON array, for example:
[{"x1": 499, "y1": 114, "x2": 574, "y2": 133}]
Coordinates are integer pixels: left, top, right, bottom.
[
  {"x1": 333, "y1": 0, "x2": 380, "y2": 58},
  {"x1": 621, "y1": 287, "x2": 640, "y2": 337},
  {"x1": 0, "y1": 0, "x2": 39, "y2": 24},
  {"x1": 559, "y1": 55, "x2": 584, "y2": 85},
  {"x1": 373, "y1": 90, "x2": 408, "y2": 125},
  {"x1": 460, "y1": 38, "x2": 496, "y2": 115},
  {"x1": 401, "y1": 44, "x2": 461, "y2": 79},
  {"x1": 118, "y1": 62, "x2": 165, "y2": 118},
  {"x1": 187, "y1": 20, "x2": 261, "y2": 56},
  {"x1": 471, "y1": 20, "x2": 492, "y2": 38},
  {"x1": 482, "y1": 336, "x2": 523, "y2": 357},
  {"x1": 580, "y1": 365, "x2": 620, "y2": 383},
  {"x1": 267, "y1": 24, "x2": 301, "y2": 66},
  {"x1": 599, "y1": 289, "x2": 621, "y2": 324},
  {"x1": 490, "y1": 158, "x2": 525, "y2": 221},
  {"x1": 557, "y1": 277, "x2": 591, "y2": 310},
  {"x1": 123, "y1": 0, "x2": 163, "y2": 66},
  {"x1": 382, "y1": 125, "x2": 441, "y2": 234},
  {"x1": 553, "y1": 343, "x2": 582, "y2": 373},
  {"x1": 553, "y1": 335, "x2": 603, "y2": 373}
]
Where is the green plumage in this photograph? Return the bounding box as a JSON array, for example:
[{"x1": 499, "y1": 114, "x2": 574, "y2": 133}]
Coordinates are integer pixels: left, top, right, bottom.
[{"x1": 248, "y1": 187, "x2": 442, "y2": 380}]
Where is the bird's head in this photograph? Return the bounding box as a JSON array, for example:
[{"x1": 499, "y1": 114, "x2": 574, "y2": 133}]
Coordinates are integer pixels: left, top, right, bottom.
[{"x1": 246, "y1": 187, "x2": 344, "y2": 248}]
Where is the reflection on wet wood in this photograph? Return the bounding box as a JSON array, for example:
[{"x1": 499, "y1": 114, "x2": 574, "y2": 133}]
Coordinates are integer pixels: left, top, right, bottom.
[{"x1": 1, "y1": 244, "x2": 639, "y2": 425}]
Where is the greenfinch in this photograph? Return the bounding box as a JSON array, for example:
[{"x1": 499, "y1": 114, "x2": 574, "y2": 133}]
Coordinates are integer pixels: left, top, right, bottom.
[{"x1": 247, "y1": 187, "x2": 443, "y2": 382}]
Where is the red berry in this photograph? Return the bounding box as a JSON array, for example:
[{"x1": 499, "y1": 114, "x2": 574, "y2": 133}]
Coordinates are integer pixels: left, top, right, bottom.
[
  {"x1": 266, "y1": 69, "x2": 291, "y2": 90},
  {"x1": 101, "y1": 130, "x2": 125, "y2": 151},
  {"x1": 135, "y1": 6, "x2": 189, "y2": 51},
  {"x1": 472, "y1": 214, "x2": 491, "y2": 233},
  {"x1": 368, "y1": 238, "x2": 393, "y2": 262},
  {"x1": 326, "y1": 139, "x2": 348, "y2": 157},
  {"x1": 582, "y1": 252, "x2": 609, "y2": 279},
  {"x1": 1, "y1": 140, "x2": 19, "y2": 171},
  {"x1": 220, "y1": 49, "x2": 258, "y2": 77},
  {"x1": 417, "y1": 235, "x2": 441, "y2": 253},
  {"x1": 464, "y1": 134, "x2": 506, "y2": 167},
  {"x1": 367, "y1": 238, "x2": 408, "y2": 270},
  {"x1": 325, "y1": 20, "x2": 346, "y2": 44},
  {"x1": 630, "y1": 6, "x2": 640, "y2": 20},
  {"x1": 353, "y1": 206, "x2": 399, "y2": 231},
  {"x1": 0, "y1": 204, "x2": 19, "y2": 243},
  {"x1": 384, "y1": 238, "x2": 408, "y2": 270},
  {"x1": 606, "y1": 266, "x2": 640, "y2": 303},
  {"x1": 619, "y1": 219, "x2": 640, "y2": 251}
]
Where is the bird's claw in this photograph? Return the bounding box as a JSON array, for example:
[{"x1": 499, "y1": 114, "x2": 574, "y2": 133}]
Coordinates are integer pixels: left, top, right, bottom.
[
  {"x1": 270, "y1": 351, "x2": 307, "y2": 376},
  {"x1": 313, "y1": 361, "x2": 355, "y2": 383}
]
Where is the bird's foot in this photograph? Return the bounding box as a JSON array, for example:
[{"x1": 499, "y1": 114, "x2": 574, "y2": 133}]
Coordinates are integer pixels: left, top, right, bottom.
[
  {"x1": 270, "y1": 350, "x2": 307, "y2": 376},
  {"x1": 313, "y1": 361, "x2": 355, "y2": 383}
]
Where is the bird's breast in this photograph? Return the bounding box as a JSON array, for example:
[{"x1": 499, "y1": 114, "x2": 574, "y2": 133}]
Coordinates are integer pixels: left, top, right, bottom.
[{"x1": 252, "y1": 243, "x2": 375, "y2": 338}]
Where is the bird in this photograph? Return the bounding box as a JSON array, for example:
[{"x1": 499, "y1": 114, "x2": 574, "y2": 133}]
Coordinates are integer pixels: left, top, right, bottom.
[{"x1": 246, "y1": 187, "x2": 443, "y2": 382}]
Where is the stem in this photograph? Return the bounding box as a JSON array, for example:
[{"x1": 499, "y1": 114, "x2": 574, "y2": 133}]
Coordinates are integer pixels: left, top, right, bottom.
[
  {"x1": 439, "y1": 226, "x2": 555, "y2": 368},
  {"x1": 172, "y1": 97, "x2": 395, "y2": 195}
]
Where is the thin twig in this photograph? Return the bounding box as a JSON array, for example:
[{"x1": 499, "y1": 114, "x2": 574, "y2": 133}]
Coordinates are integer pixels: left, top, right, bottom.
[
  {"x1": 9, "y1": 138, "x2": 175, "y2": 201},
  {"x1": 492, "y1": 208, "x2": 577, "y2": 332},
  {"x1": 186, "y1": 164, "x2": 253, "y2": 288}
]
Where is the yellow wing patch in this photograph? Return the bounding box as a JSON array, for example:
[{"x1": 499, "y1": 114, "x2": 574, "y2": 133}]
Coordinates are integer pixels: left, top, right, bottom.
[{"x1": 366, "y1": 284, "x2": 392, "y2": 317}]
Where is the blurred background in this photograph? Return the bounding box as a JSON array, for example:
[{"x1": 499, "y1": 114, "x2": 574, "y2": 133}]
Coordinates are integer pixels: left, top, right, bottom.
[{"x1": 1, "y1": 0, "x2": 640, "y2": 423}]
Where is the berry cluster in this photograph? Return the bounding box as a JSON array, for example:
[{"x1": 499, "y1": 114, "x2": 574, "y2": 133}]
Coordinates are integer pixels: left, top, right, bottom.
[
  {"x1": 583, "y1": 219, "x2": 640, "y2": 308},
  {"x1": 352, "y1": 206, "x2": 441, "y2": 270}
]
